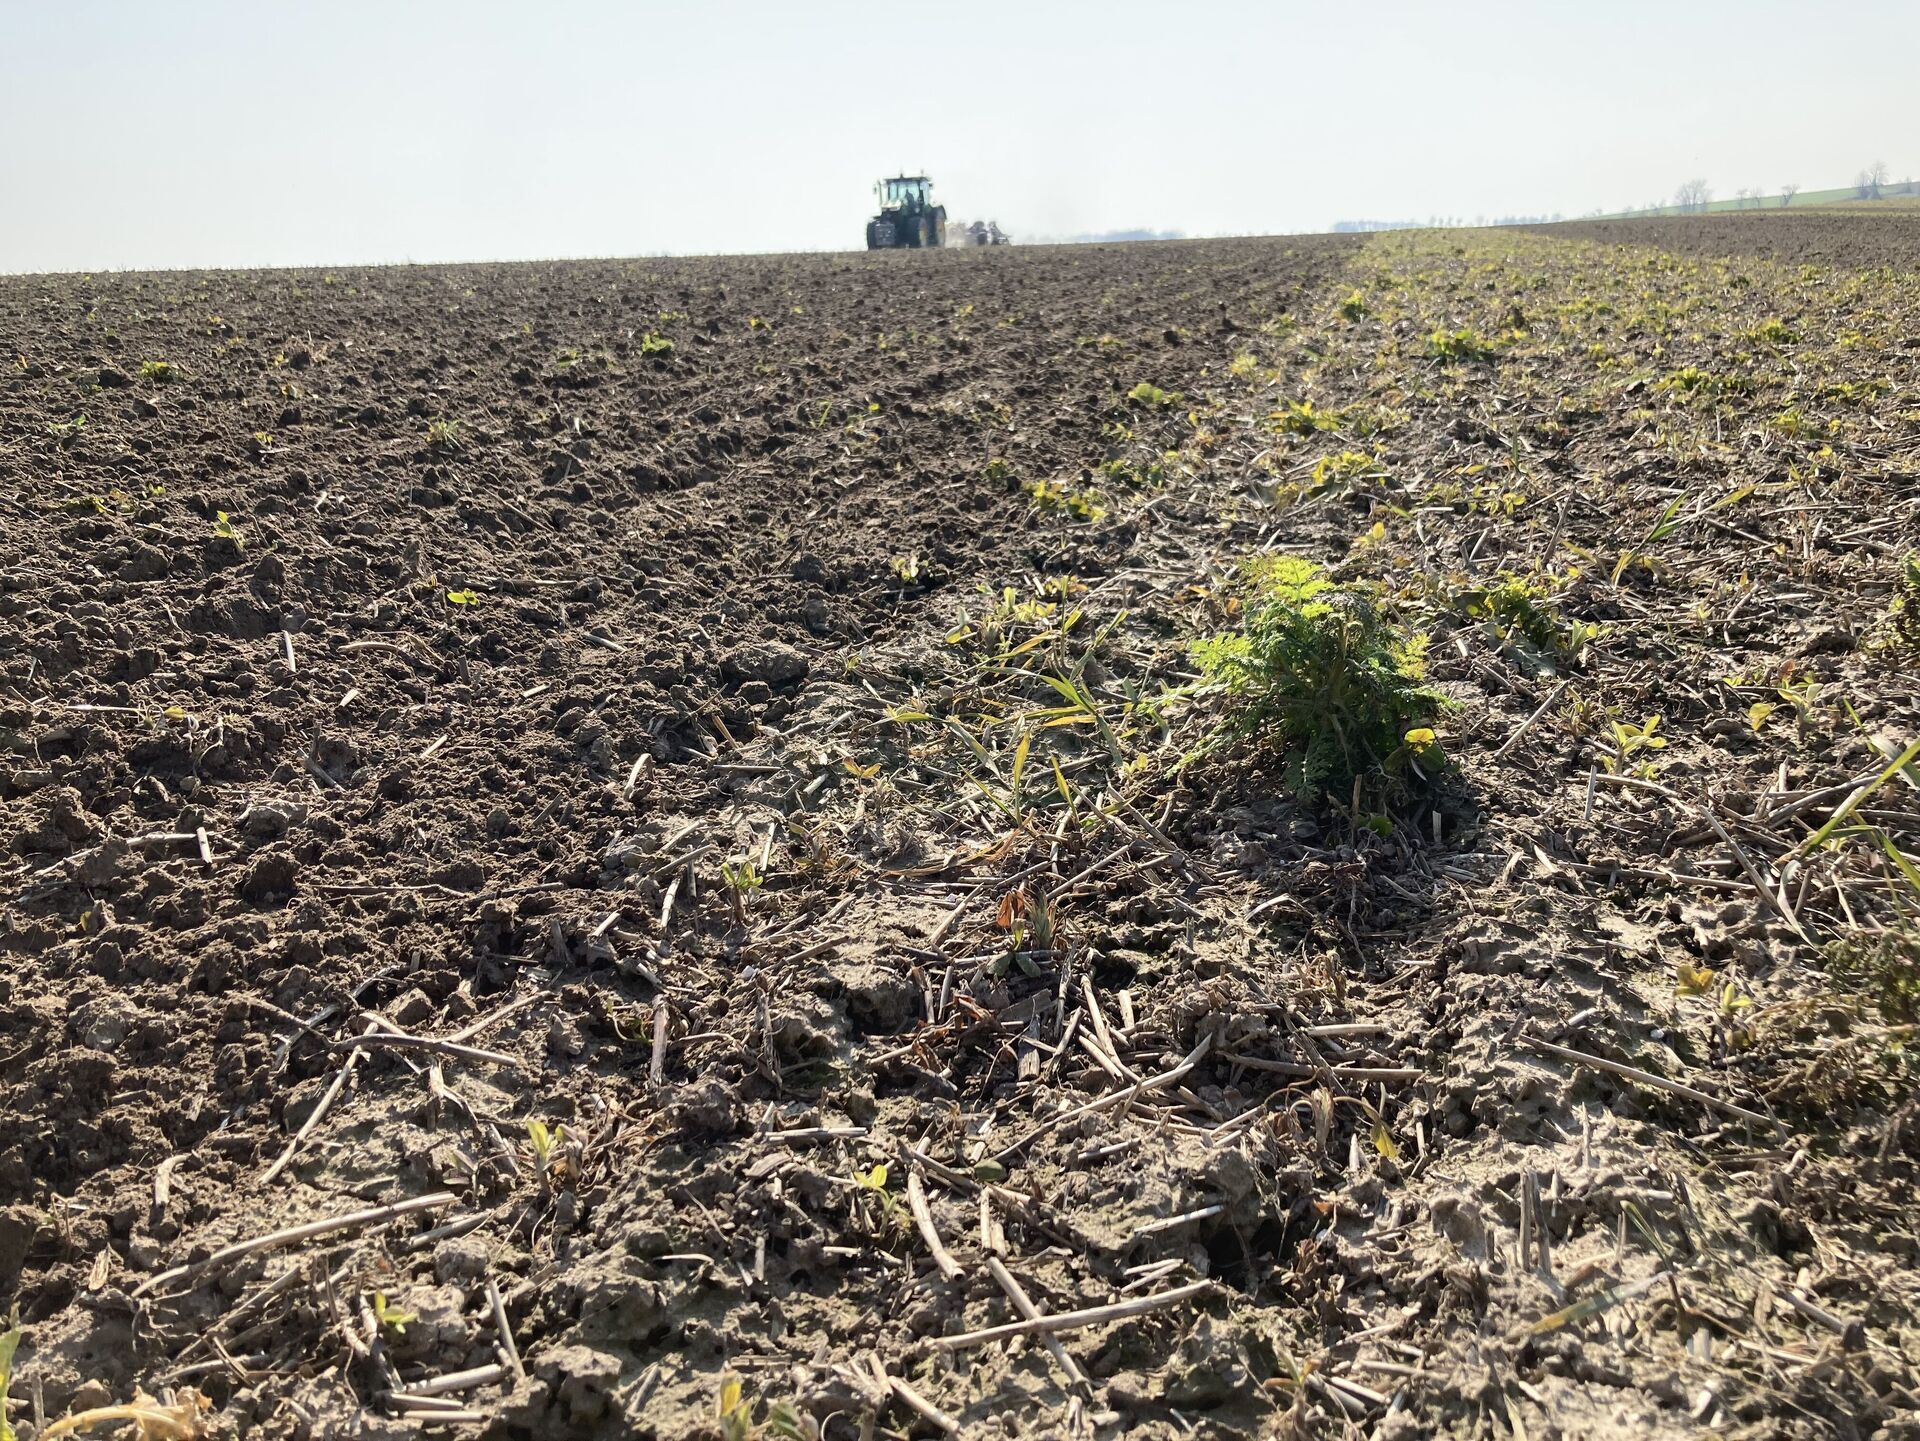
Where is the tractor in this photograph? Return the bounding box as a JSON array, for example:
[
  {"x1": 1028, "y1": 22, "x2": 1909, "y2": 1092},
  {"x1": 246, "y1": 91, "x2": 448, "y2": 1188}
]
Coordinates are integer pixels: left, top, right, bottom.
[{"x1": 866, "y1": 175, "x2": 947, "y2": 249}]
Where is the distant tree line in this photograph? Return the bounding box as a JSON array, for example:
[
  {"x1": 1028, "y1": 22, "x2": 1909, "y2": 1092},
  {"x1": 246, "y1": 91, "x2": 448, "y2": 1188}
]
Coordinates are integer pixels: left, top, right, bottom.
[{"x1": 1648, "y1": 163, "x2": 1912, "y2": 217}]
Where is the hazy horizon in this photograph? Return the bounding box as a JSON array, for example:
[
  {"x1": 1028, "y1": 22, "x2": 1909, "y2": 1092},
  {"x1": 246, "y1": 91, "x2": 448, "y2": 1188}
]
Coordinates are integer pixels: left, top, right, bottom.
[{"x1": 4, "y1": 0, "x2": 1915, "y2": 274}]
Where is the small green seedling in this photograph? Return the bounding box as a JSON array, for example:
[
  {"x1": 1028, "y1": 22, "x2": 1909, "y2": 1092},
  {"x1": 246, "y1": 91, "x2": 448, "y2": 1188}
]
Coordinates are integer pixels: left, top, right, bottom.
[
  {"x1": 1024, "y1": 478, "x2": 1105, "y2": 521},
  {"x1": 993, "y1": 885, "x2": 1057, "y2": 975},
  {"x1": 719, "y1": 857, "x2": 763, "y2": 924},
  {"x1": 1306, "y1": 449, "x2": 1386, "y2": 496},
  {"x1": 1891, "y1": 552, "x2": 1920, "y2": 651},
  {"x1": 138, "y1": 359, "x2": 178, "y2": 383},
  {"x1": 853, "y1": 1163, "x2": 899, "y2": 1226},
  {"x1": 1611, "y1": 489, "x2": 1691, "y2": 583},
  {"x1": 426, "y1": 418, "x2": 463, "y2": 449},
  {"x1": 527, "y1": 1118, "x2": 567, "y2": 1177},
  {"x1": 1426, "y1": 328, "x2": 1495, "y2": 364},
  {"x1": 1270, "y1": 399, "x2": 1343, "y2": 436},
  {"x1": 1676, "y1": 960, "x2": 1715, "y2": 997},
  {"x1": 371, "y1": 1292, "x2": 415, "y2": 1338},
  {"x1": 640, "y1": 332, "x2": 675, "y2": 355},
  {"x1": 212, "y1": 511, "x2": 244, "y2": 550},
  {"x1": 717, "y1": 1377, "x2": 808, "y2": 1441},
  {"x1": 1126, "y1": 381, "x2": 1180, "y2": 408},
  {"x1": 1605, "y1": 715, "x2": 1667, "y2": 775},
  {"x1": 1742, "y1": 316, "x2": 1796, "y2": 347},
  {"x1": 446, "y1": 588, "x2": 479, "y2": 605}
]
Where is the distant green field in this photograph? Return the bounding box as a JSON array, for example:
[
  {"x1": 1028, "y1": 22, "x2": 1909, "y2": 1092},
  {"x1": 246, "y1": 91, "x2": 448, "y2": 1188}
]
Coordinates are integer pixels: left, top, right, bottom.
[{"x1": 1603, "y1": 181, "x2": 1919, "y2": 219}]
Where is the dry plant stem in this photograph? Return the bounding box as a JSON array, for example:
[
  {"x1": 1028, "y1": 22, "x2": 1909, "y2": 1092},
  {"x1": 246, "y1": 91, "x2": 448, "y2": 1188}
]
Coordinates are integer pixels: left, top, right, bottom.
[
  {"x1": 985, "y1": 1255, "x2": 1091, "y2": 1391},
  {"x1": 905, "y1": 1147, "x2": 1036, "y2": 1220},
  {"x1": 396, "y1": 1364, "x2": 505, "y2": 1397},
  {"x1": 649, "y1": 1001, "x2": 670, "y2": 1087},
  {"x1": 993, "y1": 1035, "x2": 1212, "y2": 1162},
  {"x1": 1222, "y1": 1054, "x2": 1421, "y2": 1083},
  {"x1": 1495, "y1": 679, "x2": 1569, "y2": 760},
  {"x1": 1520, "y1": 1033, "x2": 1778, "y2": 1131},
  {"x1": 926, "y1": 898, "x2": 967, "y2": 949},
  {"x1": 394, "y1": 1405, "x2": 488, "y2": 1424},
  {"x1": 332, "y1": 1030, "x2": 525, "y2": 1070},
  {"x1": 1699, "y1": 794, "x2": 1811, "y2": 941},
  {"x1": 934, "y1": 1280, "x2": 1212, "y2": 1350},
  {"x1": 1782, "y1": 1286, "x2": 1861, "y2": 1342},
  {"x1": 906, "y1": 1166, "x2": 963, "y2": 1280},
  {"x1": 487, "y1": 1277, "x2": 526, "y2": 1385},
  {"x1": 877, "y1": 1365, "x2": 959, "y2": 1435},
  {"x1": 39, "y1": 1400, "x2": 204, "y2": 1440},
  {"x1": 386, "y1": 1394, "x2": 473, "y2": 1413},
  {"x1": 444, "y1": 991, "x2": 547, "y2": 1044},
  {"x1": 173, "y1": 1263, "x2": 314, "y2": 1365},
  {"x1": 133, "y1": 1191, "x2": 459, "y2": 1296},
  {"x1": 1132, "y1": 1204, "x2": 1224, "y2": 1241},
  {"x1": 262, "y1": 1018, "x2": 377, "y2": 1185}
]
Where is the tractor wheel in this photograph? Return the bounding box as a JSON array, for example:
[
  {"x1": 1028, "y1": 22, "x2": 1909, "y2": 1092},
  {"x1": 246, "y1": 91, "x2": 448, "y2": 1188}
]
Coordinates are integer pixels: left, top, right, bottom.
[
  {"x1": 913, "y1": 216, "x2": 930, "y2": 249},
  {"x1": 931, "y1": 214, "x2": 947, "y2": 247}
]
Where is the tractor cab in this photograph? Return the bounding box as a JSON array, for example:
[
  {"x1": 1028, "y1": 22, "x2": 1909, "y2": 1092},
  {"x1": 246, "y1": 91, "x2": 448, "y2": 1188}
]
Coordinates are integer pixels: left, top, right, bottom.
[
  {"x1": 866, "y1": 174, "x2": 947, "y2": 249},
  {"x1": 876, "y1": 175, "x2": 933, "y2": 214}
]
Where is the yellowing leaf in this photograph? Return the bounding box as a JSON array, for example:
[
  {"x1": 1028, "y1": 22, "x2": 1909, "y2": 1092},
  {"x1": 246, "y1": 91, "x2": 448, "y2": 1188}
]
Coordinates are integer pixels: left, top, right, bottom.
[
  {"x1": 1404, "y1": 726, "x2": 1439, "y2": 755},
  {"x1": 1370, "y1": 1115, "x2": 1400, "y2": 1159},
  {"x1": 1676, "y1": 961, "x2": 1715, "y2": 997},
  {"x1": 1747, "y1": 701, "x2": 1776, "y2": 733},
  {"x1": 373, "y1": 1291, "x2": 416, "y2": 1334},
  {"x1": 446, "y1": 588, "x2": 479, "y2": 605},
  {"x1": 1051, "y1": 756, "x2": 1073, "y2": 808}
]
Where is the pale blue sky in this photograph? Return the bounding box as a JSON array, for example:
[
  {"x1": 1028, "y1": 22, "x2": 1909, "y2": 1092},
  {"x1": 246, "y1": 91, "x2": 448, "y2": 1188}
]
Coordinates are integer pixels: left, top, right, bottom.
[{"x1": 3, "y1": 0, "x2": 1914, "y2": 272}]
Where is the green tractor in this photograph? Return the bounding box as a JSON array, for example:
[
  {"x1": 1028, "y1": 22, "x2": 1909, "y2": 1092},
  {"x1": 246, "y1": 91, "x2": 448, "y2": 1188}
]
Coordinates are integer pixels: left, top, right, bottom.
[{"x1": 866, "y1": 175, "x2": 947, "y2": 249}]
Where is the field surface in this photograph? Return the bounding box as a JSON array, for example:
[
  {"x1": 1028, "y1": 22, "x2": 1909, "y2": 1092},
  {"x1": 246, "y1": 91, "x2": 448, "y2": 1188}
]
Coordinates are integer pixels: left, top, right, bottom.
[
  {"x1": 1553, "y1": 207, "x2": 1920, "y2": 268},
  {"x1": 2, "y1": 213, "x2": 1918, "y2": 1440}
]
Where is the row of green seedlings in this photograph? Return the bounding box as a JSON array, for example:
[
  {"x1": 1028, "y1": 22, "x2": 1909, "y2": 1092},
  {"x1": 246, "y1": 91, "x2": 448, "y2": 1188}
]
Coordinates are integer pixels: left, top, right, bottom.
[{"x1": 902, "y1": 559, "x2": 1454, "y2": 835}]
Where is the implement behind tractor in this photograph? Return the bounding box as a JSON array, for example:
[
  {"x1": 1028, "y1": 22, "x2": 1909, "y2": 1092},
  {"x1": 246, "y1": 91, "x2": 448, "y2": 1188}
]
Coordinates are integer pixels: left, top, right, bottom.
[{"x1": 867, "y1": 175, "x2": 947, "y2": 249}]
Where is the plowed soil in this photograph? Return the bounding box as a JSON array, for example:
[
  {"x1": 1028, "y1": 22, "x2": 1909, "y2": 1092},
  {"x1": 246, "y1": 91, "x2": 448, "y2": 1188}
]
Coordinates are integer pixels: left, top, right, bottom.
[
  {"x1": 1549, "y1": 207, "x2": 1920, "y2": 268},
  {"x1": 3, "y1": 218, "x2": 1918, "y2": 1441}
]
